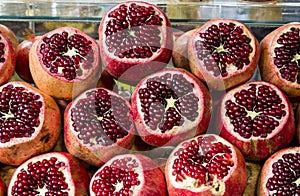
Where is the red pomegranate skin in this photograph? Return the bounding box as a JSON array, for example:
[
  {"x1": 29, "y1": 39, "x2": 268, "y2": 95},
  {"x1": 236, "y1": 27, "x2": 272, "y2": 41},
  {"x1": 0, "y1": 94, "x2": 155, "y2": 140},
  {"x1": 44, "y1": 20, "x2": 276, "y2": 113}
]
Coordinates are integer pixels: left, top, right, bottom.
[{"x1": 0, "y1": 176, "x2": 4, "y2": 196}]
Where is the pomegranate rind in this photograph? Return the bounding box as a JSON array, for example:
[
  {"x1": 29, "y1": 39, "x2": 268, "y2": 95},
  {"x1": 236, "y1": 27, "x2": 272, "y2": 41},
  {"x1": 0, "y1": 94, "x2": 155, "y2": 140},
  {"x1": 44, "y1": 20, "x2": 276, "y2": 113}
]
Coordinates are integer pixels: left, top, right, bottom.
[
  {"x1": 165, "y1": 134, "x2": 247, "y2": 196},
  {"x1": 257, "y1": 147, "x2": 300, "y2": 196},
  {"x1": 0, "y1": 81, "x2": 61, "y2": 166},
  {"x1": 0, "y1": 176, "x2": 4, "y2": 196},
  {"x1": 89, "y1": 153, "x2": 167, "y2": 196},
  {"x1": 64, "y1": 87, "x2": 136, "y2": 166},
  {"x1": 98, "y1": 1, "x2": 173, "y2": 84},
  {"x1": 29, "y1": 27, "x2": 101, "y2": 100},
  {"x1": 188, "y1": 18, "x2": 260, "y2": 91},
  {"x1": 0, "y1": 33, "x2": 15, "y2": 86},
  {"x1": 7, "y1": 152, "x2": 90, "y2": 196},
  {"x1": 131, "y1": 67, "x2": 212, "y2": 147},
  {"x1": 259, "y1": 22, "x2": 300, "y2": 98},
  {"x1": 0, "y1": 24, "x2": 18, "y2": 50},
  {"x1": 295, "y1": 103, "x2": 300, "y2": 144},
  {"x1": 219, "y1": 80, "x2": 295, "y2": 161}
]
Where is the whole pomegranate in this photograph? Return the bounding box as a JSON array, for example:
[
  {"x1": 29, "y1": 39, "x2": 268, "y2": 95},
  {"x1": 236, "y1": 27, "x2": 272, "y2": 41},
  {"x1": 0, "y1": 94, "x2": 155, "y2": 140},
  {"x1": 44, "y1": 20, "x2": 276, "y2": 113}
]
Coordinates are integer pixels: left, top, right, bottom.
[
  {"x1": 260, "y1": 22, "x2": 300, "y2": 98},
  {"x1": 64, "y1": 87, "x2": 136, "y2": 166},
  {"x1": 0, "y1": 81, "x2": 61, "y2": 165},
  {"x1": 98, "y1": 1, "x2": 173, "y2": 84},
  {"x1": 257, "y1": 147, "x2": 300, "y2": 195},
  {"x1": 89, "y1": 153, "x2": 167, "y2": 195},
  {"x1": 7, "y1": 152, "x2": 90, "y2": 196},
  {"x1": 188, "y1": 18, "x2": 260, "y2": 90},
  {"x1": 0, "y1": 24, "x2": 18, "y2": 49},
  {"x1": 218, "y1": 80, "x2": 295, "y2": 161},
  {"x1": 0, "y1": 176, "x2": 4, "y2": 196},
  {"x1": 29, "y1": 27, "x2": 101, "y2": 100},
  {"x1": 131, "y1": 67, "x2": 212, "y2": 147},
  {"x1": 165, "y1": 134, "x2": 247, "y2": 196}
]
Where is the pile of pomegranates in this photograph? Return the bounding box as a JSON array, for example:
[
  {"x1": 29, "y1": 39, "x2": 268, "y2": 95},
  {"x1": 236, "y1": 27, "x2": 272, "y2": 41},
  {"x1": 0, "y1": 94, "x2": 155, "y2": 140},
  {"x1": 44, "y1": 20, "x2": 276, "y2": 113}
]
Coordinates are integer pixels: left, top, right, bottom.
[{"x1": 1, "y1": 1, "x2": 300, "y2": 195}]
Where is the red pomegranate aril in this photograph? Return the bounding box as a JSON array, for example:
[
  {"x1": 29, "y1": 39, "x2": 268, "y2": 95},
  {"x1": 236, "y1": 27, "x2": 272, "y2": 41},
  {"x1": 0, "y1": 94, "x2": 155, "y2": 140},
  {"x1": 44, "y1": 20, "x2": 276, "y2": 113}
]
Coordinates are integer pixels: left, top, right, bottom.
[
  {"x1": 99, "y1": 1, "x2": 173, "y2": 84},
  {"x1": 0, "y1": 32, "x2": 15, "y2": 86},
  {"x1": 90, "y1": 154, "x2": 167, "y2": 196},
  {"x1": 165, "y1": 134, "x2": 246, "y2": 196},
  {"x1": 219, "y1": 81, "x2": 295, "y2": 161},
  {"x1": 0, "y1": 81, "x2": 61, "y2": 166}
]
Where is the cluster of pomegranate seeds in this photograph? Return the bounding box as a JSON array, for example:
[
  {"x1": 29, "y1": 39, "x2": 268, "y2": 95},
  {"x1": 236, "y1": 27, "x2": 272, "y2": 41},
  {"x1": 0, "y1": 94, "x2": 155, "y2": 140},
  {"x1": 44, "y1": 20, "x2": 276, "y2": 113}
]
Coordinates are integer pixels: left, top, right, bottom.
[
  {"x1": 40, "y1": 31, "x2": 94, "y2": 80},
  {"x1": 105, "y1": 3, "x2": 163, "y2": 59},
  {"x1": 225, "y1": 84, "x2": 286, "y2": 138},
  {"x1": 11, "y1": 157, "x2": 69, "y2": 195},
  {"x1": 0, "y1": 38, "x2": 5, "y2": 63},
  {"x1": 274, "y1": 27, "x2": 300, "y2": 83},
  {"x1": 172, "y1": 135, "x2": 233, "y2": 187},
  {"x1": 91, "y1": 157, "x2": 141, "y2": 195},
  {"x1": 195, "y1": 22, "x2": 252, "y2": 77},
  {"x1": 0, "y1": 84, "x2": 42, "y2": 143},
  {"x1": 71, "y1": 89, "x2": 131, "y2": 146},
  {"x1": 266, "y1": 153, "x2": 300, "y2": 195},
  {"x1": 138, "y1": 73, "x2": 199, "y2": 133}
]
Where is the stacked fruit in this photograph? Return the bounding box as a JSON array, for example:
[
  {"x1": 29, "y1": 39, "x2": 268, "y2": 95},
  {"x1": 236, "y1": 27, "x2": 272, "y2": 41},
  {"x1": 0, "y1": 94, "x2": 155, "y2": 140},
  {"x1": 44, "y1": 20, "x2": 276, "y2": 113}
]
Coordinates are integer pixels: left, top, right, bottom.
[{"x1": 0, "y1": 1, "x2": 299, "y2": 195}]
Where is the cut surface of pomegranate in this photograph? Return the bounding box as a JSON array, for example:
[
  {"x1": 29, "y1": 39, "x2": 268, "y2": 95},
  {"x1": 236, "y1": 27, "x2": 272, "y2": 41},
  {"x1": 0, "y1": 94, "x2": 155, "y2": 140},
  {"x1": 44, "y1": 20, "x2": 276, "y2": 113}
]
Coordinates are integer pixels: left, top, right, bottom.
[
  {"x1": 90, "y1": 153, "x2": 166, "y2": 196},
  {"x1": 260, "y1": 22, "x2": 300, "y2": 98},
  {"x1": 0, "y1": 32, "x2": 15, "y2": 86},
  {"x1": 0, "y1": 24, "x2": 18, "y2": 50},
  {"x1": 131, "y1": 67, "x2": 212, "y2": 146},
  {"x1": 188, "y1": 18, "x2": 260, "y2": 90},
  {"x1": 99, "y1": 1, "x2": 173, "y2": 84},
  {"x1": 64, "y1": 87, "x2": 136, "y2": 166},
  {"x1": 0, "y1": 81, "x2": 61, "y2": 165},
  {"x1": 258, "y1": 147, "x2": 300, "y2": 195},
  {"x1": 219, "y1": 80, "x2": 295, "y2": 161},
  {"x1": 165, "y1": 134, "x2": 246, "y2": 196},
  {"x1": 7, "y1": 152, "x2": 90, "y2": 196},
  {"x1": 29, "y1": 27, "x2": 101, "y2": 100}
]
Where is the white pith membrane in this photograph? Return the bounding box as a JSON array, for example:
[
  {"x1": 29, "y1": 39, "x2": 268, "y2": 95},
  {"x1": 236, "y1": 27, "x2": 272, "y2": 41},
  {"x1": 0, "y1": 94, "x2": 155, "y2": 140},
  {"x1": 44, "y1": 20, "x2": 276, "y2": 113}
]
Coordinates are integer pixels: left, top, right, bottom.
[
  {"x1": 103, "y1": 2, "x2": 166, "y2": 62},
  {"x1": 195, "y1": 21, "x2": 256, "y2": 79},
  {"x1": 221, "y1": 82, "x2": 288, "y2": 141},
  {"x1": 90, "y1": 154, "x2": 144, "y2": 196},
  {"x1": 167, "y1": 134, "x2": 236, "y2": 194},
  {"x1": 38, "y1": 28, "x2": 95, "y2": 81},
  {"x1": 136, "y1": 70, "x2": 204, "y2": 134},
  {"x1": 0, "y1": 82, "x2": 45, "y2": 146},
  {"x1": 8, "y1": 152, "x2": 74, "y2": 195}
]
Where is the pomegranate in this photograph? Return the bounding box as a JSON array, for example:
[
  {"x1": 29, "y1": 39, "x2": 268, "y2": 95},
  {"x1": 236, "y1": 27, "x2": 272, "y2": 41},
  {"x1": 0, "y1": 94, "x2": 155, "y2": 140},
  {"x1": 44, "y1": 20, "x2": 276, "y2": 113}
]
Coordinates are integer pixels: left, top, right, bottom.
[
  {"x1": 257, "y1": 146, "x2": 300, "y2": 195},
  {"x1": 296, "y1": 103, "x2": 300, "y2": 144},
  {"x1": 64, "y1": 87, "x2": 136, "y2": 166},
  {"x1": 165, "y1": 134, "x2": 246, "y2": 196},
  {"x1": 7, "y1": 152, "x2": 89, "y2": 196},
  {"x1": 97, "y1": 69, "x2": 117, "y2": 91},
  {"x1": 0, "y1": 24, "x2": 18, "y2": 49},
  {"x1": 89, "y1": 153, "x2": 167, "y2": 195},
  {"x1": 0, "y1": 176, "x2": 4, "y2": 196},
  {"x1": 131, "y1": 67, "x2": 212, "y2": 147},
  {"x1": 244, "y1": 162, "x2": 261, "y2": 196},
  {"x1": 0, "y1": 81, "x2": 61, "y2": 166},
  {"x1": 219, "y1": 80, "x2": 295, "y2": 161},
  {"x1": 15, "y1": 28, "x2": 40, "y2": 83},
  {"x1": 188, "y1": 18, "x2": 260, "y2": 90},
  {"x1": 29, "y1": 27, "x2": 101, "y2": 100},
  {"x1": 98, "y1": 1, "x2": 173, "y2": 84}
]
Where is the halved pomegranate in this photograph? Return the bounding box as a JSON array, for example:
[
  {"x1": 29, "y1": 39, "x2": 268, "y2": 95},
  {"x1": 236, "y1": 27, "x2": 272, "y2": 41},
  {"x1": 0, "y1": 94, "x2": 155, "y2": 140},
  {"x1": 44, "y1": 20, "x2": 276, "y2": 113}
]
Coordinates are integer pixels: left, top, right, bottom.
[
  {"x1": 64, "y1": 87, "x2": 136, "y2": 166},
  {"x1": 89, "y1": 153, "x2": 166, "y2": 196},
  {"x1": 219, "y1": 80, "x2": 295, "y2": 161},
  {"x1": 260, "y1": 22, "x2": 300, "y2": 98},
  {"x1": 257, "y1": 147, "x2": 300, "y2": 195},
  {"x1": 165, "y1": 134, "x2": 246, "y2": 196},
  {"x1": 131, "y1": 68, "x2": 212, "y2": 147},
  {"x1": 7, "y1": 152, "x2": 89, "y2": 196},
  {"x1": 188, "y1": 18, "x2": 260, "y2": 90},
  {"x1": 98, "y1": 1, "x2": 173, "y2": 84},
  {"x1": 0, "y1": 24, "x2": 18, "y2": 49},
  {"x1": 29, "y1": 27, "x2": 101, "y2": 100},
  {"x1": 0, "y1": 81, "x2": 61, "y2": 166}
]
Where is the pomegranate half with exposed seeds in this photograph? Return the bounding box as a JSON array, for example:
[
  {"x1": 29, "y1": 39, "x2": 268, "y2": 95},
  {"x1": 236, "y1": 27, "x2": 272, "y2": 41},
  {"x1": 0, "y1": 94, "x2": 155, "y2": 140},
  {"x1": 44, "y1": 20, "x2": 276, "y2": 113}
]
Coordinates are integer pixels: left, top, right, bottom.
[
  {"x1": 29, "y1": 27, "x2": 101, "y2": 100},
  {"x1": 188, "y1": 18, "x2": 260, "y2": 90},
  {"x1": 99, "y1": 1, "x2": 173, "y2": 84},
  {"x1": 165, "y1": 134, "x2": 246, "y2": 196},
  {"x1": 257, "y1": 147, "x2": 300, "y2": 195},
  {"x1": 0, "y1": 32, "x2": 15, "y2": 86},
  {"x1": 219, "y1": 80, "x2": 295, "y2": 161},
  {"x1": 260, "y1": 22, "x2": 300, "y2": 98},
  {"x1": 64, "y1": 87, "x2": 136, "y2": 166},
  {"x1": 0, "y1": 24, "x2": 18, "y2": 50},
  {"x1": 131, "y1": 68, "x2": 212, "y2": 147},
  {"x1": 0, "y1": 81, "x2": 61, "y2": 166},
  {"x1": 7, "y1": 152, "x2": 89, "y2": 196},
  {"x1": 90, "y1": 153, "x2": 166, "y2": 196}
]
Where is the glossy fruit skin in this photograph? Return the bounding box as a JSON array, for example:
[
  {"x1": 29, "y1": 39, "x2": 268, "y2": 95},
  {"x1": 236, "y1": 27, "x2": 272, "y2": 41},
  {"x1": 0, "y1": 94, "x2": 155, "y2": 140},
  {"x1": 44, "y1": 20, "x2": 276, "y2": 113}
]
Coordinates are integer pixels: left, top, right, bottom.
[{"x1": 0, "y1": 176, "x2": 4, "y2": 196}]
